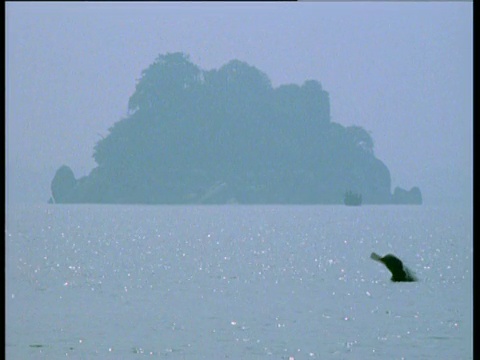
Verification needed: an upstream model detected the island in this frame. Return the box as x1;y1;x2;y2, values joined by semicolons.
50;52;422;205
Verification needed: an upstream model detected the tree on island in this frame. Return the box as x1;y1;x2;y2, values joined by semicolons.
50;52;421;205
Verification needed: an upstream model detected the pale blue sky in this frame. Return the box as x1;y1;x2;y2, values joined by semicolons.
6;2;473;205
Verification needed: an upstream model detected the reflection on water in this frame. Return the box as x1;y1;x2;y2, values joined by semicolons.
6;204;473;359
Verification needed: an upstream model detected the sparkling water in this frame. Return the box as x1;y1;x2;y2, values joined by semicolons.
5;204;473;359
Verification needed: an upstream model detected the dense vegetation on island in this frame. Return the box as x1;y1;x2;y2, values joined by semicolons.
50;52;422;204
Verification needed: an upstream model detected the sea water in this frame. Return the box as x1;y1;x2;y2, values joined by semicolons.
5;204;473;359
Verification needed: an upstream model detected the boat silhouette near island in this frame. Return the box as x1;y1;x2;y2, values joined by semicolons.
344;190;362;206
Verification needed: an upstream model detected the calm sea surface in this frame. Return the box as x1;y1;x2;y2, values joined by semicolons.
5;204;473;359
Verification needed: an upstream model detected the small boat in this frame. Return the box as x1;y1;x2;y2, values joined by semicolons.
344;190;362;206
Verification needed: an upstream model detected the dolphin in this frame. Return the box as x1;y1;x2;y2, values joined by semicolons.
370;252;417;282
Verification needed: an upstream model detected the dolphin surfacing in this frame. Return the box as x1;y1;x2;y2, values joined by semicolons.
370;252;417;282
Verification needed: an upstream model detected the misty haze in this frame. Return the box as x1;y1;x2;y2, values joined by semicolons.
6;2;472;359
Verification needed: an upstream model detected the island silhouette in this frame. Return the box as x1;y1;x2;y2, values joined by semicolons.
50;52;422;205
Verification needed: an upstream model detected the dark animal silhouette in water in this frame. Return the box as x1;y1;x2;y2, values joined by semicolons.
370;252;417;282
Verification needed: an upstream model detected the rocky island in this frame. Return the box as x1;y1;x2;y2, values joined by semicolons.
50;52;422;205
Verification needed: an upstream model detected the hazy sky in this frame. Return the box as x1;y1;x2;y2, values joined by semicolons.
6;1;472;205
